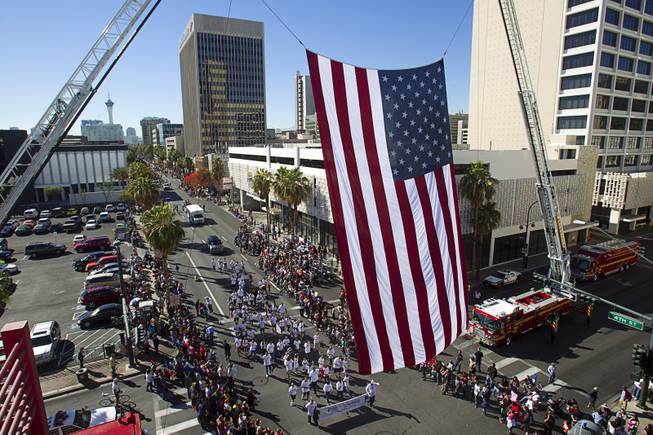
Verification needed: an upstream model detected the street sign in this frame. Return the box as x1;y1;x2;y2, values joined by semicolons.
608;311;645;331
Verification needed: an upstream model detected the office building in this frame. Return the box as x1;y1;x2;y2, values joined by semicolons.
179;14;265;157
449;112;469;146
469;0;653;232
80;120;124;142
124;127;140;145
152;123;183;146
0;129;27;174
165;134;185;156
140;117;170;146
295;72;316;132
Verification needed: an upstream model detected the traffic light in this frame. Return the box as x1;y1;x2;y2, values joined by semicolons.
632;344;649;369
135;325;146;346
586;304;593;317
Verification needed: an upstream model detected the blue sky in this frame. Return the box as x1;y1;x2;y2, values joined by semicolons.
0;0;472;136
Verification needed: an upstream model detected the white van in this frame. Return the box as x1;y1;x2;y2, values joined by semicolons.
84;272;131;289
23;208;39;219
185;204;205;225
31;321;61;366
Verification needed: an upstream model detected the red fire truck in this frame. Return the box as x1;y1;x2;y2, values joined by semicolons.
570;239;639;282
469;289;574;346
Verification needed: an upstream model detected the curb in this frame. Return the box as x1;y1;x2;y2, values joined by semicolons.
42;368;142;401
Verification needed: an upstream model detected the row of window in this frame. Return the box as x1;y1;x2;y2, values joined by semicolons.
603;30;653;56
605;7;653;35
599;51;652;75
595;94;653;112
606;0;653;16
591;135;653;149
597;154;653;168
561;72;652;94
592;115;653;131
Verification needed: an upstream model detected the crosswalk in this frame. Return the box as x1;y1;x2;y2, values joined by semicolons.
152;387;210;435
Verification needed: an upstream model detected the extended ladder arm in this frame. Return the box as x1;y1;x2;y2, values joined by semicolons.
0;0;159;224
497;0;571;285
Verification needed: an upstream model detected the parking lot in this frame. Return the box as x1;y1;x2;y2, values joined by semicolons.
0;207;132;373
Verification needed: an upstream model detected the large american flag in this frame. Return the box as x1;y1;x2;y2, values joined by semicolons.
307;50;468;375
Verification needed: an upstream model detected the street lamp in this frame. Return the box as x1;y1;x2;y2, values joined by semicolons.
520;200;539;270
113;240;135;367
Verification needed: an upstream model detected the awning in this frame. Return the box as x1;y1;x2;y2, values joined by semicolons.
620;214;646;223
563;221;599;233
246;192;263;202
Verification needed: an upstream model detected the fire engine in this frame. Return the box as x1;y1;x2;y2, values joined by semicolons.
470;289;574;346
570;239;639;282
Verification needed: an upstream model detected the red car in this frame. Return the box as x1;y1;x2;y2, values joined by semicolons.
74;236;111;253
85;254;118;272
78;286;120;309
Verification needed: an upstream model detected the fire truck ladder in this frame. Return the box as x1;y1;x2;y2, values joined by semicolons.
498;0;571;286
0;0;160;224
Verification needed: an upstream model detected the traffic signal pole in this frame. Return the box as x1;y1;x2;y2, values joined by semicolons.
639;331;653;408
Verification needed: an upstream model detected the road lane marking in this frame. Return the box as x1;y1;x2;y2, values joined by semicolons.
158;418;199;435
513;366;541;381
240;253;248;262
185;251;225;316
494;357;519;370
84;329;117;349
75;329;103;347
155;402;191;418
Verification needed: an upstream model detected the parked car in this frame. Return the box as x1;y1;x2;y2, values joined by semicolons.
15;224;33;236
72;251;109;271
0;261;18;275
105;204;116;213
0;249;15;260
23;208;38;219
51;207;64;218
116;203;126;212
115;211;125;221
74;236;111;253
73;234;87;244
84;254;119;272
0;225;14;237
84;272;130;289
78;286;120;309
25;242;66;258
65;208;78;217
85;219;99;230
50;223;64;233
206;235;225;255
80;207;90;215
85;214;97;223
63;219;82;233
34;219;52;235
23;220;36;227
98;212;111;223
77;303;122;329
39;210;51;218
89;262;129;277
483;270;521;288
30;321;61;366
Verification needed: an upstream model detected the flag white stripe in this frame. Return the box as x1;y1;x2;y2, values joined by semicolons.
404;178;446;354
443;165;467;328
317;55;383;372
425;170;459;337
343;64;404;369
367;69;425;364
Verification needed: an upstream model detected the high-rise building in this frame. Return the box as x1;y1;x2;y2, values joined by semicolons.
105;98;115;124
126;127;136;137
152;123;183;146
80;120;124;142
295;72;315;132
179;14;265;156
449;112;469;146
469;0;653;232
140;117;170;145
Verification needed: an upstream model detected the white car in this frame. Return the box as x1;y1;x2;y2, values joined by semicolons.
85;219;99;230
30;321;61;366
73;234;87;244
23;208;38;219
0;262;18;275
105;204;115;213
40;210;51;218
483;270;521;287
98;212;111;223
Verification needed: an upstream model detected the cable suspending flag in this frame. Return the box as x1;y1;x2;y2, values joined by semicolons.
306;50;468;374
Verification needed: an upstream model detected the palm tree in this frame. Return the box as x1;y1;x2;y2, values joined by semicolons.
273;167;311;235
459;161;501;280
112;167;129;188
252;168;274;233
128;161;154;181
128;176;159;210
141;204;185;304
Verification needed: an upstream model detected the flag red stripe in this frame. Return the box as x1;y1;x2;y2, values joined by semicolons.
354;67;416;368
415;175;452;348
306;51;372;374
435;169;463;336
394;180;437;360
448;166;469;321
330;60;394;371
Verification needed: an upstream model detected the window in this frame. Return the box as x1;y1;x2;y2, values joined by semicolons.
603;30;618;47
565;30;596;49
592;135;606;148
606;155;622;167
609;136;624;148
626;0;642;10
561;73;592;89
627;137;641;148
563;52;595;69
647;119;653;130
613;96;629;110
635;79;650;93
606;8;621;25
615;76;632;91
598;73;613;88
641;41;653;56
618;56;635;72
647;0;653;14
597;156;604;168
632;99;647;111
559;94;590;109
646;137;653;147
623;14;641;31
576;136;585;145
568;0;592;6
595;94;611;109
638;60;652;75
567;8;599;28
601;52;615;68
644;20;653;35
611;117;627;129
630;118;644;130
594;115;608;129
641;154;653;165
624;155;638;166
621;36;637;51
557;116;587;129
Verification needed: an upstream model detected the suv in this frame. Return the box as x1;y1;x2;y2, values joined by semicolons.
25;242;66;258
74;236;111;253
23;208;38;219
30;321;61;367
206;235;224;255
63;219;82;233
79;286;120;309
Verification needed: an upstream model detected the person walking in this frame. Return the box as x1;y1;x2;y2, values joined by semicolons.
145;368;154;392
547;363;556;385
289;383;298;406
306;399;318;426
474;346;484;373
587;387;599;410
336;379;344;399
263;352;273;378
301;377;311;401
77;347;85;369
619;385;633;410
366;380;379;406
309;367;319;395
323;380;333;404
109;353;118;379
223;339;232;361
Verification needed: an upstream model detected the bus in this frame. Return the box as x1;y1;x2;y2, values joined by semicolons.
185;204;205;225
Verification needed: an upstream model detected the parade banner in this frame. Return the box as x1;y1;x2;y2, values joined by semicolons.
318;394;368;420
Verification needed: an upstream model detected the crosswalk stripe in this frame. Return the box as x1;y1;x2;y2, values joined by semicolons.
494;357;519;370
513;366;541;380
542;380;568;393
158;417;200;435
155;402;191;418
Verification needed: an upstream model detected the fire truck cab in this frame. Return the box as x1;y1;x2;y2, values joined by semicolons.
570;239;639;282
470;289;573;346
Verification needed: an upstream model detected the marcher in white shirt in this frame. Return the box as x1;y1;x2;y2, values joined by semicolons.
288;383;298;406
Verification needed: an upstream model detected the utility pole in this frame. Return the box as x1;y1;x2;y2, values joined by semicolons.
114;240;135;367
